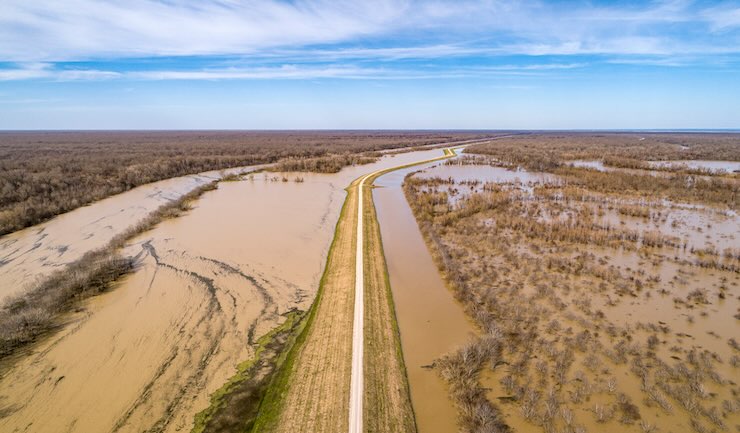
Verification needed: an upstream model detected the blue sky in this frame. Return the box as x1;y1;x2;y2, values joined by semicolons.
1;0;739;129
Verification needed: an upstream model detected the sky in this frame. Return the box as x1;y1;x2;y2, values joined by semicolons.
1;0;739;130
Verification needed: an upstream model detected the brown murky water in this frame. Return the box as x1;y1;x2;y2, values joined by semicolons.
374;165;478;433
0;148;450;433
0;165;258;303
408;161;740;433
420;162;554;184
649;160;740;172
597;205;739;251
569;159;740;178
0;176;339;433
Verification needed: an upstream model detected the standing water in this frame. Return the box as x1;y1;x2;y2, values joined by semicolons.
373;165;477;433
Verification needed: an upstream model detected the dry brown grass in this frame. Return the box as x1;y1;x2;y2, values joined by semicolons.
362;175;416;433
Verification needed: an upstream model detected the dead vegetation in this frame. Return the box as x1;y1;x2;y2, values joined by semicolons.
466;133;740;169
269;153;379;173
552;167;738;210
0;181;218;360
0;131;487;235
403;138;739;433
437;337;510;433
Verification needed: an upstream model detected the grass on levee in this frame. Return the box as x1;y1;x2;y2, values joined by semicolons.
190;309;305;433
362;172;417;432
249;186;352;433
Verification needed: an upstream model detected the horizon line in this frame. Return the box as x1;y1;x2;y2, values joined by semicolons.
1;128;739;133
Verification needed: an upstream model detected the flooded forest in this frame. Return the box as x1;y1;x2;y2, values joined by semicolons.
402;133;739;433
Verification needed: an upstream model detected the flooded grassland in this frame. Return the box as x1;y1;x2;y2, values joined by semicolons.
403;157;739;433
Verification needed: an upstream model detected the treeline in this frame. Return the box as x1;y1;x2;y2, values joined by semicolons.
466;132;740;167
0;131;488;235
464;134;738;209
269;153;378;173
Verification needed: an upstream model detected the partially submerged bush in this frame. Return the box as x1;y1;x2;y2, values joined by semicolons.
0;181;218;360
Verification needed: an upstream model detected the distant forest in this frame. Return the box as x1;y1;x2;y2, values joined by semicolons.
0;131;488;235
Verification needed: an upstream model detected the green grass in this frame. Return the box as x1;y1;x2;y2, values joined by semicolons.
190;310;304;433
249;185;353;433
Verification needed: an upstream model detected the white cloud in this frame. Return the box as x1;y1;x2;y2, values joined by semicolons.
0;62;590;82
0;63;122;81
702;4;740;30
0;63;52;80
0;0;738;66
0;0;406;61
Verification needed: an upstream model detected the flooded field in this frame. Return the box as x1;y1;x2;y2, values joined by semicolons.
0;147;449;433
568;159;740;177
374;164;477;433
649;160;740;172
419;162;555;184
403;157;740;433
568;160;608;171
0;165;256;302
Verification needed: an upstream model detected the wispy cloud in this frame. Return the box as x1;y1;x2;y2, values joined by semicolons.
2;1;740;60
0;63;121;81
1;0;740;82
0;62;589;82
0;0;403;61
701;3;740;30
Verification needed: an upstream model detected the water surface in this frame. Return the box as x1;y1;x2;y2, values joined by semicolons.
374;164;477;433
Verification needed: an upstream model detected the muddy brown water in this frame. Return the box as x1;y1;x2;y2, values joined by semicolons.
597;205;739;252
374;165;478;433
569;159;740;179
649;160;740;172
0;165;260;303
410;161;740;433
420;162;554;184
0;148;449;433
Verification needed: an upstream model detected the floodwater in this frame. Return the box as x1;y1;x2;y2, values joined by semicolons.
0;176;339;433
374;164;478;433
0;165;258;303
568;160;608;171
0;147;451;433
649;160;740;172
420;162;555;185
569;159;740;174
598;205;739;252
404;161;740;432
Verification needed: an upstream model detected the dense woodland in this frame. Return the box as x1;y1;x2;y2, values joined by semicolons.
0;130;489;235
